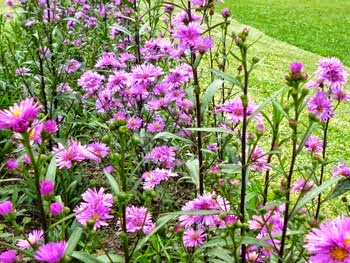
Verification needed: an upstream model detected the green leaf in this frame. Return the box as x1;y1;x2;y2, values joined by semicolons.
45;156;56;182
241;236;271;247
326;177;350;200
210;68;241;87
110;24;132;36
289;176;341;219
207;248;233;262
153;132;194;145
201;79;223;114
134;214;176;252
185;159;199;190
104;171;120;195
185;127;235;135
97;254;124;263
71;252;103;263
66;226;83;255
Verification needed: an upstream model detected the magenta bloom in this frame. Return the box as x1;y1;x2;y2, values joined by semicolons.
74;188;113;230
142;168;178;189
65;59;81;73
43;120;58;134
0;98;41;132
53;140;87;169
40;180;54;196
0;200;13;216
333;163;350;177
305;135;323;153
183;228;207;247
34;241;67;263
126;117;142;131
50;202;63;216
308;90;334;122
16;67;30;75
250;147;270;172
5;158;18;171
17;229;44;249
305;217;350;262
290;61;303;74
95;52;118;68
179;193;230;228
118;206;155;234
146;146;176;169
77;70;104;94
173;22;203;48
0;250;16;263
291;179;313;192
248;206;284;236
86;142;109;162
316;57;348;89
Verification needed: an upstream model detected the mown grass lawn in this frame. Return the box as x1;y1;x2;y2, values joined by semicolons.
221;0;350;66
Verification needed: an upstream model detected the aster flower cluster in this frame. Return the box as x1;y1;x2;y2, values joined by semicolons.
247;205;284;260
307;57;349;122
145;146;177;169
74;188;113;230
53;140;109;169
117;205;155;234
179;193;235;247
142;168;178;190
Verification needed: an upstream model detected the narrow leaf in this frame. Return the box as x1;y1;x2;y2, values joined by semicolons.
185;127;235;135
207;248;233;262
97;254;124;263
104;171;120;195
110;24;132;36
153;132;193;145
185;159;199;189
45;156;56;182
326;177;350;200
210;68;241;87
71;252;103;263
201;79;223;114
66;226;83;255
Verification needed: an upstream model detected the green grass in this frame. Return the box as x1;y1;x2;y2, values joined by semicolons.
221;0;350;66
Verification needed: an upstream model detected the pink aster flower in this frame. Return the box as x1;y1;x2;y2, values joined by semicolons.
308;90;334;122
0;98;41;133
179;193;230;228
250;147;270;172
95;52;119;68
173;22;203;48
305;135;323;153
333;163;350;177
118;205;155;234
0;250;16;263
43;120;58;134
0;200;13;216
131;63;163;87
86;142;109;162
126;116;142;130
34;241;67;263
248;206;284;236
40;180;54;196
146;146;176;169
65;59;80;73
183;228;207;247
50;202;63;216
291;178;313;192
305;217;350;262
16;67;31;75
74;188;113;230
17;229;44;249
77;70;104;94
147;119;165;133
316;57;348;89
142;168;178;189
5;158;18;171
53;140;88;169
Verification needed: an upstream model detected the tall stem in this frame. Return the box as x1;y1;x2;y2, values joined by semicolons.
315;119;330;220
263;135;278;205
240;47;248;263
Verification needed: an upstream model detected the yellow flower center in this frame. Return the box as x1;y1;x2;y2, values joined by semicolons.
91;213;100;221
344;233;350;246
12;107;22;117
28;236;36;244
330;247;348;261
29;129;35;139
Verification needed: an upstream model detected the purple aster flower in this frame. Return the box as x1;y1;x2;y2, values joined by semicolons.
142;168;178;189
250;147;270;172
248;206;284;236
95;52;119;68
86;142;109;162
0;200;13;216
290;61;303;74
74;188;113;230
308;90;334;122
305;135;323;153
53;140;88;169
333;163;350;177
43;120;58;134
17;229;44;249
147;119;165;133
5;158;18;171
103;165;115;173
179;193;230;228
172;22;203;49
50;202;63;216
0;98;41;133
305;217;350;262
194;36;214;54
16;67;31;75
77;70;104;95
126;116;142;130
221;8;231;18
183;228;207;247
34;241;67;263
65;59;80;73
146;146;176;169
118;205;155;234
331;86;350;101
291;179;313;192
40;180;54;196
316;57;348;89
0;250;16;263
131;63;163;87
